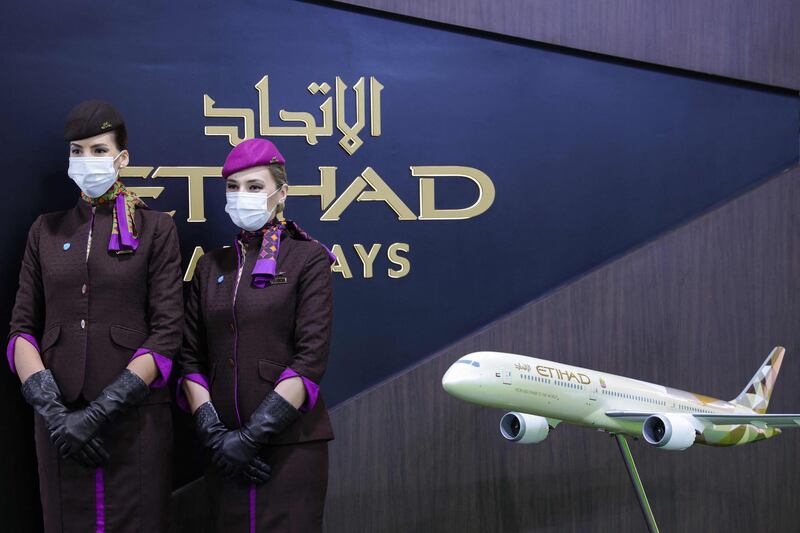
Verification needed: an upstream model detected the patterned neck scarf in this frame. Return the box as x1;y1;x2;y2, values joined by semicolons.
239;218;336;288
81;181;148;253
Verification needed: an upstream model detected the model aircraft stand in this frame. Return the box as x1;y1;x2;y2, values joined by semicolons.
614;434;660;533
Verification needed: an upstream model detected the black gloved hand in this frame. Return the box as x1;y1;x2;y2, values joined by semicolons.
21;369;110;467
51;369;149;457
194;401;271;485
211;392;299;482
69;436;110;468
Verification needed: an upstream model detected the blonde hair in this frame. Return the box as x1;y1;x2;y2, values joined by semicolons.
268;163;288;214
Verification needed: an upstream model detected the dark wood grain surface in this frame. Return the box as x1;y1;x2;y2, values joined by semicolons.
326;0;800;90
323;166;800;532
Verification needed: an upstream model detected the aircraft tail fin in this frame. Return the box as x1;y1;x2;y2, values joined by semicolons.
732;347;785;414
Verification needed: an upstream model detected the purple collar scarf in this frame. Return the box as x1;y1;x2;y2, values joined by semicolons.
81;181;148;253
239;219;335;288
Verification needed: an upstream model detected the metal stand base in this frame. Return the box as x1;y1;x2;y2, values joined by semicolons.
614;434;660;533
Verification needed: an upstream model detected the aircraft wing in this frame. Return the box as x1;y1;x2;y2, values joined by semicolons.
606;411;658;422
606;411;800;428
605;411;653;421
693;414;800;428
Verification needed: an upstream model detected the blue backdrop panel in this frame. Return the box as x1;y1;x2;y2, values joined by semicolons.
0;0;797;410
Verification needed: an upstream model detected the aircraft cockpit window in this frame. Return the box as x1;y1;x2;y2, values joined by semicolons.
457;359;473;365
471;361;480;367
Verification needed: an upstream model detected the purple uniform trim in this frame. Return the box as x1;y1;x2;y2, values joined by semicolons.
249;483;256;533
6;333;40;374
175;373;210;413
276;367;319;412
128;348;172;389
251;255;278;289
108;193;140;252
244;221;336;288
95;467;105;533
233;239;243;425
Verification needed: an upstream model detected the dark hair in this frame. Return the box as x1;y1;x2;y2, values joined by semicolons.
113;124;128;151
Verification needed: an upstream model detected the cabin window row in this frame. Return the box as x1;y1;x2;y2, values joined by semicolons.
520;374;551;385
677;404;713;414
601;389;666;406
520;374;585;390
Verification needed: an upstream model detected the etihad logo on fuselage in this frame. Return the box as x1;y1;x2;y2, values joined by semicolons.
535;364;591;385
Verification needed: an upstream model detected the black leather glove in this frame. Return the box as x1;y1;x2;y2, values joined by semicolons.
21;369;110;467
211;392;299;482
52;369;149;457
194;401;271;485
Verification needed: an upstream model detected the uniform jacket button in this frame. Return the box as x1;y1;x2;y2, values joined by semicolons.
227;358;235;368
81;284;87;295
229;323;235;332
80;319;86;329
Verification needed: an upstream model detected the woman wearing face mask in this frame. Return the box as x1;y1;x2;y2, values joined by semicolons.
7;100;183;532
177;138;335;532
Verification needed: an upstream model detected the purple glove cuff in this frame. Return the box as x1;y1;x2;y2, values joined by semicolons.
175;373;210;413
276;367;319;412
6;333;40;375
128;348;172;389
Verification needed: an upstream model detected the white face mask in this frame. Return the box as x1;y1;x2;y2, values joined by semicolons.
225;188;282;231
68;152;124;198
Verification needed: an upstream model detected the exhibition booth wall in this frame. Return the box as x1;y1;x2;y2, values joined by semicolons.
1;1;797;531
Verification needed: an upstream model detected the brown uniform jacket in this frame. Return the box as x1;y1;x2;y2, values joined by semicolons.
179;231;334;444
8;199;183;404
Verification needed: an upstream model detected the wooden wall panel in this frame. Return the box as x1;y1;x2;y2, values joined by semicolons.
323;166;800;532
327;0;800;90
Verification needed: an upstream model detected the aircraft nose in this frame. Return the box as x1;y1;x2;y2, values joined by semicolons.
442;361;482;401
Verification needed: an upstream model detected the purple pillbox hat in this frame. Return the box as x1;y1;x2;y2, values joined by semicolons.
222;138;286;178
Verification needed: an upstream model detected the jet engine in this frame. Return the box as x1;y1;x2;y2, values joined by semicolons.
499;412;550;444
642;413;696;450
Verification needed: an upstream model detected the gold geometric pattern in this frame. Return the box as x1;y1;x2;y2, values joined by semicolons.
732;346;784;414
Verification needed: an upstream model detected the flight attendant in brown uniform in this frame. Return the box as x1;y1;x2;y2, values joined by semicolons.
177;138;335;532
7;100;183;533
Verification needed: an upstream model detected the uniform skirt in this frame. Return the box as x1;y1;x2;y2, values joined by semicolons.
33;402;172;533
205;441;328;533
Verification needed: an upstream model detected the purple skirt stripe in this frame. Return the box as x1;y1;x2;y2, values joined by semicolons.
95;467;105;533
249;483;256;533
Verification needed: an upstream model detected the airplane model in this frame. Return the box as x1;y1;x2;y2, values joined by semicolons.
442;346;799;449
441;347;799;532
